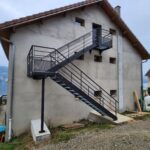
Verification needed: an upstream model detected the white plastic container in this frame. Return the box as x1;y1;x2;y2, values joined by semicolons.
144;96;150;111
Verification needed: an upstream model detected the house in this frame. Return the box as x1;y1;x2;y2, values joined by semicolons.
0;0;150;140
146;69;150;88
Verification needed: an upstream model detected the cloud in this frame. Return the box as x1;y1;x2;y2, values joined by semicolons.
0;0;149;72
0;1;24;21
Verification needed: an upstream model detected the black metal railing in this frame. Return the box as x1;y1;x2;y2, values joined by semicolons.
27;29;112;76
101;29;112;48
27;29;117;117
58;64;119;115
27;44;118;116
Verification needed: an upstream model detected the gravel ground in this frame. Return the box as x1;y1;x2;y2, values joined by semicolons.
37;120;150;150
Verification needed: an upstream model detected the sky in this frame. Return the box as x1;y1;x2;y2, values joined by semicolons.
0;0;150;75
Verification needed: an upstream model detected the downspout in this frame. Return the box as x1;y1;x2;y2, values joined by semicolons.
141;59;148;111
0;36;15;141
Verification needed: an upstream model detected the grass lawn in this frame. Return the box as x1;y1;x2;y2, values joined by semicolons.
0;122;115;150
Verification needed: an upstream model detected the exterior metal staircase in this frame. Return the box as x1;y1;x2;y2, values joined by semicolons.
27;28;118;121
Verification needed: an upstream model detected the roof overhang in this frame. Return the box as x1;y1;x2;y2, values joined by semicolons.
0;0;150;60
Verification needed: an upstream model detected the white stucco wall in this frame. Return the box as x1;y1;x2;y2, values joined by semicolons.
122;37;142;111
6;4;142;136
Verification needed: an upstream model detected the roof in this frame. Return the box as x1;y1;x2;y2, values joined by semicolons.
146;69;150;76
0;0;150;59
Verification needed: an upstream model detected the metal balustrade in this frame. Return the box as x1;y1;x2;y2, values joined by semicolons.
27;28;118;120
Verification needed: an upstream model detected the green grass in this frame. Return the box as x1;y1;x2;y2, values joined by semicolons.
0;143;16;150
0;133;33;150
134;114;150;120
0;122;115;149
51;123;114;143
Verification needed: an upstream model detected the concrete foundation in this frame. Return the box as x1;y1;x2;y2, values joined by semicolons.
31;119;50;142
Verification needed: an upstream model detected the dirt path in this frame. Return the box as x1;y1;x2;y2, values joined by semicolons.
36;119;150;150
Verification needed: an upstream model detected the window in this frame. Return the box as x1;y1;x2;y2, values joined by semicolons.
110;28;116;35
75;17;85;26
94;55;102;62
77;54;84;60
94;91;102;97
110;90;117;97
109;57;116;64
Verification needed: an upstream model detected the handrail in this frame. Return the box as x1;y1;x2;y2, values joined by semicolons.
27;31;119;113
28;46;118;116
30;45;118;105
58;67;116;111
27;29;118;115
33;50;117;108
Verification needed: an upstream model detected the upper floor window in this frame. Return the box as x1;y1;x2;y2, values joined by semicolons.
94;55;102;62
110;28;116;35
75;17;85;27
109;57;116;64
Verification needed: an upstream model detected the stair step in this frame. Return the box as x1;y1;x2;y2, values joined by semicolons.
68;90;75;92
65;87;71;90
80;98;86;102
70;91;76;94
60;83;66;86
56;80;61;83
76;95;83;99
51;76;56;79
74;93;79;96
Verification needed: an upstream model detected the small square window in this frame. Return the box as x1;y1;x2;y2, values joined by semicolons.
110;57;116;64
94;55;102;62
110;29;116;35
75;17;85;27
110;90;117;97
77;54;84;60
94;91;102;97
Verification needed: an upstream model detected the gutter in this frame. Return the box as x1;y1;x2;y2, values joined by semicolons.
0;36;15;141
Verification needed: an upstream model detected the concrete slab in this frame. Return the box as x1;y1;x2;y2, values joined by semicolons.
88;110;113;124
88;110;133;125
113;113;134;124
31;119;51;142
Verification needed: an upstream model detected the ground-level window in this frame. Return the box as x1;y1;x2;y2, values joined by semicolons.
109;57;116;64
110;90;117;97
94;55;102;62
75;17;85;27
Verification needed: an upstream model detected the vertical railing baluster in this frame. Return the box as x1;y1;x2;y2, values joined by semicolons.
68;45;69;58
80;72;82;90
88;86;89;96
32;46;34;72
71;72;72;83
83;36;85;52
